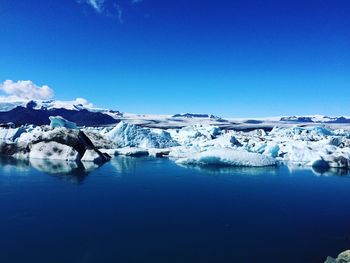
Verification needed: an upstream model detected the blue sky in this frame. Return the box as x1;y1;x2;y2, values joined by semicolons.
0;0;349;117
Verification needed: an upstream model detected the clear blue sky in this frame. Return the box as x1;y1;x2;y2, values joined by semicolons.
0;0;349;117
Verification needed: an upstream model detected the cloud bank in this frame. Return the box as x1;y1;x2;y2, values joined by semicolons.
0;80;54;101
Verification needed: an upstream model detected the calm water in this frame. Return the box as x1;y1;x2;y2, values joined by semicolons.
0;157;350;263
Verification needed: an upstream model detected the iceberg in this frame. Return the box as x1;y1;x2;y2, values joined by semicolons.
107;121;179;149
49;116;77;129
325;249;350;263
29;141;80;161
168;125;222;146
81;149;110;163
115;147;149;157
0;127;26;142
7;125;110;163
175;148;276;167
1;114;350;173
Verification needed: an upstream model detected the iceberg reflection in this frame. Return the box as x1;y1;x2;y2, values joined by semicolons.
176;163;278;176
29;158;101;183
287;163;350;177
0;157;31;173
0;157;107;183
110;156;138;174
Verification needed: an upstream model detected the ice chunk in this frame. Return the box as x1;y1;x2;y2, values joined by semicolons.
270;125;334;140
107;121;179;148
0;127;26;142
262;143;280;158
29;141;80;161
115;147;149;157
99;148;120;157
81;149;109;163
49;116;77;129
169;125;222;146
176;148;276;167
323;155;349;168
148;148;171;157
200;133;242;148
282;144;322;166
325;249;350;263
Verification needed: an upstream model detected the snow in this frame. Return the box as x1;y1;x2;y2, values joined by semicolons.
49;116;77;129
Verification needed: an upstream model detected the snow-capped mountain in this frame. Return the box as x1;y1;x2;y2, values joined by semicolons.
0;99;121;126
280;115;350;123
1;98;350;129
0;98;122;115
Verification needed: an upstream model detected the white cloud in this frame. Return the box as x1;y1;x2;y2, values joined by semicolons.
78;0;143;21
115;4;123;23
77;0;106;13
86;0;105;13
0;80;54;101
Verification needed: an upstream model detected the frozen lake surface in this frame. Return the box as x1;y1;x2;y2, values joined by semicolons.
0;157;350;263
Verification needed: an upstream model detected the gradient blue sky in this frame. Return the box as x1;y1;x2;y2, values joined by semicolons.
0;0;349;117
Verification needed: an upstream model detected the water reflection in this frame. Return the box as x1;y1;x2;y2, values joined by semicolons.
1;156;349;181
29;159;89;183
287;163;350;177
0;157;31;173
110;156;138;173
176;163;278;176
0;157;106;184
177;162;350;177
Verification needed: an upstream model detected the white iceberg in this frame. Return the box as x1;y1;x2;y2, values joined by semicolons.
175;148;276;167
81;149;108;163
0;127;26;142
107;121;179;148
168;125;222;147
115;147;149;157
29;141;80;161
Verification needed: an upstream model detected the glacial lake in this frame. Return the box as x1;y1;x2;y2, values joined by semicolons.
0;157;350;263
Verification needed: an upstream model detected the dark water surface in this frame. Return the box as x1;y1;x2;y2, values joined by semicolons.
0;157;350;263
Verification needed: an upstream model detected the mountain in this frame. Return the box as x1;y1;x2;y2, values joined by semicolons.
280;116;314;122
172;113;227;122
0;99;120;126
280;115;350;124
